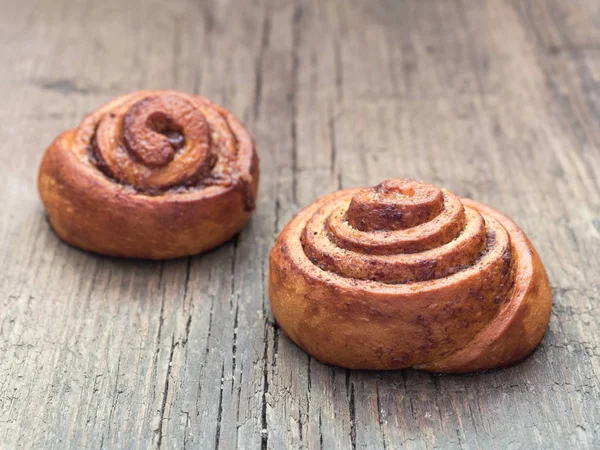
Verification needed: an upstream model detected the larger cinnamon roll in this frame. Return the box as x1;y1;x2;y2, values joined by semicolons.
269;179;551;373
38;90;259;259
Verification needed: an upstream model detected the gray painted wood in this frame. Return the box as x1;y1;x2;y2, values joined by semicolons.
0;0;599;448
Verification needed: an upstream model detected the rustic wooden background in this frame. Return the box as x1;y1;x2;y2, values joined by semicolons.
1;0;599;448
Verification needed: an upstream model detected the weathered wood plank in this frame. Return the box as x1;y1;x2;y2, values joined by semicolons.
0;0;599;449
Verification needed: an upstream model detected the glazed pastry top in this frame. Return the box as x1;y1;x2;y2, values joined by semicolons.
64;90;256;208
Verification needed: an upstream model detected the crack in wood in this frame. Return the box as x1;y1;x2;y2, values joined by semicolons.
214;362;225;450
229;235;239;310
376;382;389;450
349;379;356;450
231;304;239;391
260;324;269;450
156;335;177;450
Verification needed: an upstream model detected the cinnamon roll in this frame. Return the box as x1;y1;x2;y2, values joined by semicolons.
38;90;259;259
269;179;551;373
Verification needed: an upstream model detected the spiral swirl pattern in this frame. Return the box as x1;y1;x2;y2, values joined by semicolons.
85;91;251;198
269;179;551;373
38;90;259;259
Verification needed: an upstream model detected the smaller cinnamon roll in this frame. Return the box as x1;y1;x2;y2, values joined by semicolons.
38;90;259;259
268;179;552;373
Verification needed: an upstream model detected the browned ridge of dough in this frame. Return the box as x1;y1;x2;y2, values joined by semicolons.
268;179;552;373
38;90;259;259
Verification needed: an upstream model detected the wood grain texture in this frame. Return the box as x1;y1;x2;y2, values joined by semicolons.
0;0;599;448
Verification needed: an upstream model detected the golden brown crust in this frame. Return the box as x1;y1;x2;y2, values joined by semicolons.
268;179;551;373
38;90;259;259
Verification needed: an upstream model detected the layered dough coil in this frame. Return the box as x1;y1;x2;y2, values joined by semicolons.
39;90;259;259
269;179;551;373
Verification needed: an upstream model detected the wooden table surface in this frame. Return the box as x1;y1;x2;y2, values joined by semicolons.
1;0;599;448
